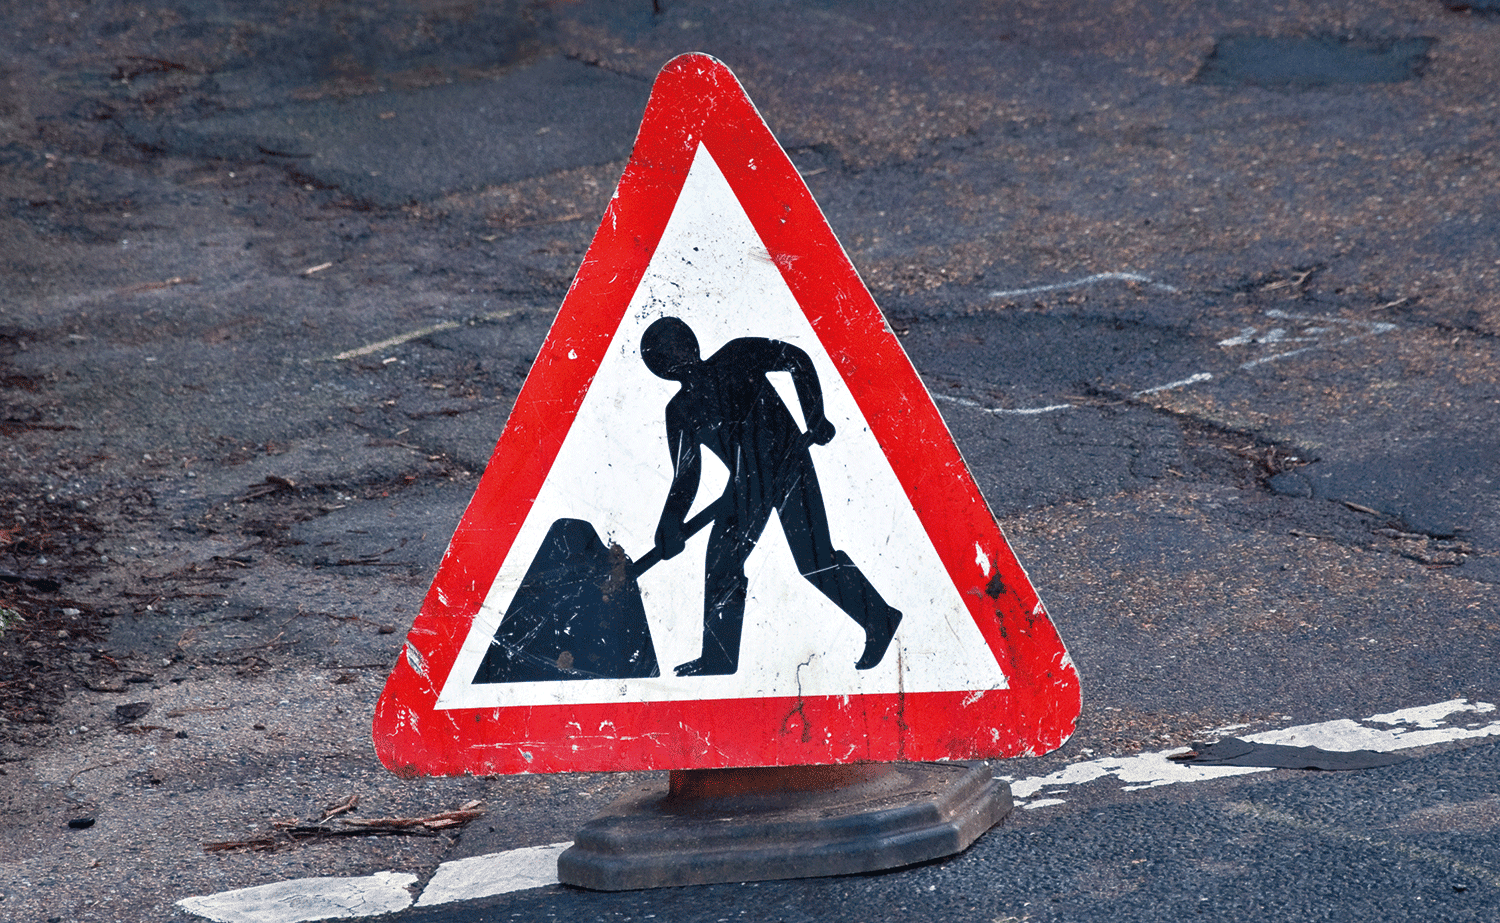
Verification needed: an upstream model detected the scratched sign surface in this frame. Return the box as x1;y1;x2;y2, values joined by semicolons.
373;54;1080;776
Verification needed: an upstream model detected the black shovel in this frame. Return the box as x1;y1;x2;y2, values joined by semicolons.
473;500;723;684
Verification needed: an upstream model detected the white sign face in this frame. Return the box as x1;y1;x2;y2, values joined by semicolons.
436;144;1008;710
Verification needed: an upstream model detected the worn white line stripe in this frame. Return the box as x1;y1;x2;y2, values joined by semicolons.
934;394;1074;415
177;871;417;923
988;272;1178;300
415;842;571;907
1005;699;1500;806
329;308;522;361
1133;372;1213;396
331;321;464;360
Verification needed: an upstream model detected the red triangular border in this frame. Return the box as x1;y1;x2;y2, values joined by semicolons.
374;54;1079;775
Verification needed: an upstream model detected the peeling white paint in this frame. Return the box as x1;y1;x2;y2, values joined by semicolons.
1246;714;1500;752
1007;746;1264;800
1366;698;1495;728
177;872;416;923
1021;798;1066;810
415;842;571;907
975;543;991;577
1006;699;1500;808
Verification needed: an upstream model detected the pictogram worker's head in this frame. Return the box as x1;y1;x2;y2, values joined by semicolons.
640;316;701;382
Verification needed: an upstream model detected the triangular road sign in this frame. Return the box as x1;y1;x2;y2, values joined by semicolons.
374;53;1080;776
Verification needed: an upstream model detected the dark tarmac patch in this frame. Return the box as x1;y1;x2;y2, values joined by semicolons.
1268;433;1500;582
1197;35;1437;88
286;480;472;577
122;55;650;207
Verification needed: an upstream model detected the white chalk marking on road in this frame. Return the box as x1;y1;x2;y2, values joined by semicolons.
988;271;1178;300
1133;372;1213;396
1232;309;1398;370
961;278;1405;411
1004;699;1500;808
1265;308;1397;332
1241;340;1341;368
934;394;1075;416
177;871;417;923
936;370;1216;415
329;308;522;361
414;842;571;907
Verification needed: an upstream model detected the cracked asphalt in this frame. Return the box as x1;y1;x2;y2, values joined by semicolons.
1;1;1497;921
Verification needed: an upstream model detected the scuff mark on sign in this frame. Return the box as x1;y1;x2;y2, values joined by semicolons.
404;643;429;681
984;571;1006;600
781;656;816;744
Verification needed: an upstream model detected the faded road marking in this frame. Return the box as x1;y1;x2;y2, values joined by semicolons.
1004;698;1500;807
1133;372;1213;397
177;871;416;923
933;394;1074;415
329;308;522;361
988;272;1178;300
414;842;571;907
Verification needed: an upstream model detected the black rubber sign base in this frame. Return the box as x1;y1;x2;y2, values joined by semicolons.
557;762;1012;891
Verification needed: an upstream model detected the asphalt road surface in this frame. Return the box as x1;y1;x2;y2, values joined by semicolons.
1;2;1497;922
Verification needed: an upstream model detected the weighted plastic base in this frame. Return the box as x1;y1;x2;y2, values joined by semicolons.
557;762;1011;891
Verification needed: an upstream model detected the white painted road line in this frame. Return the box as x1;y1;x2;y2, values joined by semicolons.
177;871;418;923
178;699;1498;920
1005;698;1500;808
1252;699;1499;751
414;842;572;907
1009;746;1267;804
